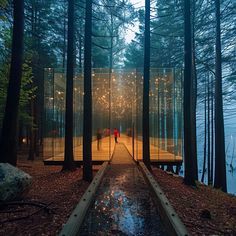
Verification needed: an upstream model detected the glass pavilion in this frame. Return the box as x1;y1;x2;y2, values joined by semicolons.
43;68;183;167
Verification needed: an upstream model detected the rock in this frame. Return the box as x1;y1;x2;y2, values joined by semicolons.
200;209;211;219
0;163;32;201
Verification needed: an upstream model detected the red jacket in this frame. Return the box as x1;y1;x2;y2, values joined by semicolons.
114;129;119;137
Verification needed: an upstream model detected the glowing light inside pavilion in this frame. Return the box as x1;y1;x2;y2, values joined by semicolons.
43;68;183;164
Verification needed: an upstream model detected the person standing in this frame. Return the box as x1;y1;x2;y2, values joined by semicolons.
114;128;119;143
96;128;102;150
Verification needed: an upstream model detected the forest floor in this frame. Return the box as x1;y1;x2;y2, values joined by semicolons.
152;167;236;235
0;150;94;236
0;149;236;235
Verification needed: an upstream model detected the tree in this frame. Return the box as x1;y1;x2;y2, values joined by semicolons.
83;0;93;181
214;0;227;192
91;0;134;68
190;0;198;180
183;0;196;186
143;0;151;169
63;0;76;170
201;76;207;182
124;40;143;68
0;0;24;165
151;0;184;68
124;9;144;68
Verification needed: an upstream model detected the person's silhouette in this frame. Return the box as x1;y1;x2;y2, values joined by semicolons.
114;128;119;143
96;128;102;150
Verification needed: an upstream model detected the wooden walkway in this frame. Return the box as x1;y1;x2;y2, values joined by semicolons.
43;135;182;165
121;136;182;165
79;143;167;235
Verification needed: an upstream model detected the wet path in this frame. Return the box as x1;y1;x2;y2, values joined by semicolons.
79;143;166;236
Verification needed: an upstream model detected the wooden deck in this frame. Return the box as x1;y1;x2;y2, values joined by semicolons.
43;135;183;166
120;136;182;165
43;136;115;164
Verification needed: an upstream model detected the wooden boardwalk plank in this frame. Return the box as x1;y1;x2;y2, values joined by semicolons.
44;135;183;164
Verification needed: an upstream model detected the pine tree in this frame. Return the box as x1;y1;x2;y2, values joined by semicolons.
0;0;24;165
183;0;196;186
143;0;151;169
214;0;227;192
83;0;93;181
63;0;76;170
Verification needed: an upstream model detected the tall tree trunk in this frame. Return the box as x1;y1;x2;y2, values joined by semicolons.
83;0;93;181
157;85;160;155
214;0;227;192
109;12;114;159
210;76;214;184
62;2;67;69
191;0;198;180
63;0;75;171
207;73;211;184
30;0;41;159
143;0;151;169
201;78;207;183
0;0;24;165
183;0;196;186
30;1;37;159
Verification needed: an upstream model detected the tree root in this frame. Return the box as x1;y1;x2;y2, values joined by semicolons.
0;200;54;224
0;200;51;211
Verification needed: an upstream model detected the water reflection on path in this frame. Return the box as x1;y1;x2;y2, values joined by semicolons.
79;144;166;236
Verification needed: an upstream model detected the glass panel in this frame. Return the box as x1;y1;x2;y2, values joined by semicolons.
110;69;137;159
43;68;183;166
73;70;83;160
43;68;66;161
92;68;110;161
149;68;183;165
43;68;54;160
136;68;143;161
53;71;66;159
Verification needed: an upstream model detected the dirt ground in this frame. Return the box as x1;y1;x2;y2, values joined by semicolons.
0;160;94;236
152;167;236;236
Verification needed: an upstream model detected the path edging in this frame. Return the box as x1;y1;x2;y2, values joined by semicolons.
139;162;189;236
58;161;109;236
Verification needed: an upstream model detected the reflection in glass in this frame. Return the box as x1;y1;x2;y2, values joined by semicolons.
43;68;183;165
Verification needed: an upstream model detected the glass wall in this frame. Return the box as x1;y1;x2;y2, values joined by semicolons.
43;68;183;164
43;68;83;161
43;68;66;160
149;68;183;163
92;69;111;161
73;70;83;159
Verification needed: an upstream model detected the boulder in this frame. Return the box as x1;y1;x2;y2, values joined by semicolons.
0;163;32;201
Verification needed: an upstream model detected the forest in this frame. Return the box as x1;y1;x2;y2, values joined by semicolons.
0;0;236;191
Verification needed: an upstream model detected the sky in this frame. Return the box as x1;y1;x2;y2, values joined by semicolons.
124;0;145;43
130;0;144;8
